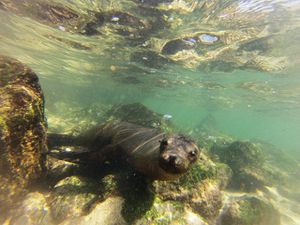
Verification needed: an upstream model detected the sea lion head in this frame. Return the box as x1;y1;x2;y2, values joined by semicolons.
158;134;199;175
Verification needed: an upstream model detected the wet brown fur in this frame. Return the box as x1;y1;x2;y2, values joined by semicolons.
49;122;199;180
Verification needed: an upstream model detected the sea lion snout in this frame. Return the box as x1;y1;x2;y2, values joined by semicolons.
158;134;199;175
160;152;189;172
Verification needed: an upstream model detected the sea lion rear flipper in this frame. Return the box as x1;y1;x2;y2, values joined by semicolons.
47;133;81;148
48;146;93;164
48;144;117;165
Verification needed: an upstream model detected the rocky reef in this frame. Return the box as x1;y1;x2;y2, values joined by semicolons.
218;194;281;225
0;56;47;220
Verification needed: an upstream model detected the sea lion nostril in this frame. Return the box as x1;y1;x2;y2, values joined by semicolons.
168;155;177;163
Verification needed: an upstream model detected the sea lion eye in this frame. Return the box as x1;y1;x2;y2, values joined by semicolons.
189;150;197;157
159;138;168;145
159;138;168;151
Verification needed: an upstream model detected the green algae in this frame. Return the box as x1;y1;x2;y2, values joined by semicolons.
179;162;216;188
144;198;185;225
0;115;7;131
238;197;280;225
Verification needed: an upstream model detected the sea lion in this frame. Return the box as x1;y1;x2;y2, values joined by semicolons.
48;122;199;180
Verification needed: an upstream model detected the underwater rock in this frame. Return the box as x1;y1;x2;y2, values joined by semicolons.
0;56;47;213
190;179;223;222
47;103;111;135
218;195;281;225
46;157;81;184
60;197;126;225
49;176;100;223
135;199;191;224
184;210;208;225
105;102;170;129
135;200;209;224
7;192;54;225
211;141;269;191
211;141;264;172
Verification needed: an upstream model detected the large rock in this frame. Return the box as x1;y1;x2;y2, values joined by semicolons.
217;195;281;225
7;192;54;225
0;56;47;215
105;102;172;130
49;176;100;223
211;141;268;191
60;197;126;225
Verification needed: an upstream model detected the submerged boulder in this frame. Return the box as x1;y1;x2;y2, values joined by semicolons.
211;141;268;191
7;192;54;225
211;141;264;172
218;195;281;225
60;196;126;225
0;56;47;214
49;176;100;223
105;102;172;130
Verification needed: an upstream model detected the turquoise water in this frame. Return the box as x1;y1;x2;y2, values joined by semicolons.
1;0;300;224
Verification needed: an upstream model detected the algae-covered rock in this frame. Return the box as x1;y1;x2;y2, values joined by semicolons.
49;176;101;223
60;197;126;225
0;56;47;213
105;102;173;130
211;141;268;191
218;195;281;225
7;192;54;225
46;156;81;184
211;141;264;172
47;102;111;135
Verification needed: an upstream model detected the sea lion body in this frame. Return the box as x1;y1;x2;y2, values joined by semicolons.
49;122;199;180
